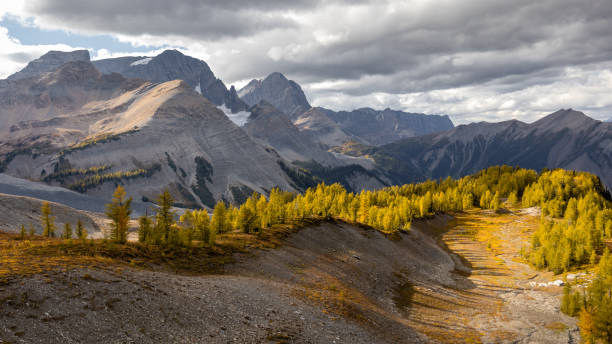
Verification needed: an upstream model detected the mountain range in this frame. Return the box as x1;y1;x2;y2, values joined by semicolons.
0;60;297;208
237;72;454;146
0;49;610;212
370;109;612;188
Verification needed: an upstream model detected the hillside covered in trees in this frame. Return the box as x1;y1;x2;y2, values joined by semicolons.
12;165;612;341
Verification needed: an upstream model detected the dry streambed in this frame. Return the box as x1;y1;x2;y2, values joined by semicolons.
427;209;580;343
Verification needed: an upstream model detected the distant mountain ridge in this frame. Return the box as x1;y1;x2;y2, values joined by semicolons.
7;50;90;80
326;107;454;146
3;49;610;211
371;109;612;188
238;72;454;147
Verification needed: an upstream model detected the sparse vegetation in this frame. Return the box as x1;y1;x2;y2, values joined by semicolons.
106;186;132;244
43;164;111;183
58;130;138;157
41;202;56;238
62;223;72;239
68;164;161;192
8;165;612;341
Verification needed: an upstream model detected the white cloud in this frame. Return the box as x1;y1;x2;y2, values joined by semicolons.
1;0;611;124
0;25;82;78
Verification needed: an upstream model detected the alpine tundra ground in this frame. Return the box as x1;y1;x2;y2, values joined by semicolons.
0;208;582;343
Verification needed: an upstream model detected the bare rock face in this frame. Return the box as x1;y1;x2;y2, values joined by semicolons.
92;50;248;112
7;50;91;81
374;109;612;188
295;107;357;148
0;61;297;207
244;101;340;166
327;108;454;146
296;107;454;147
238;72;311;119
239;72;454;147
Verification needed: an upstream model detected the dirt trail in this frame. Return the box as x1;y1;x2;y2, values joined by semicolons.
406;209;580;343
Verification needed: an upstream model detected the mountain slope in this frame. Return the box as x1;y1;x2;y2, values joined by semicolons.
7;50;90;81
373;109;612;187
243;101;339;166
0;61;297;207
0;173;151;216
92;50;248;112
294;107;357;147
238;72;311;118
328;108;454;146
238;72;454;146
0;192;103;235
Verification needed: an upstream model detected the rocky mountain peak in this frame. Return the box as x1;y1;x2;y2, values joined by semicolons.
265;72;289;82
157;49;185;59
49;60;102;84
532;108;595;132
238;72;311;118
8;50;91;81
92;50;248;112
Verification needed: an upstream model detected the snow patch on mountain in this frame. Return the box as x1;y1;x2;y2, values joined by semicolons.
130;57;153;66
195;82;202;95
218;104;251;126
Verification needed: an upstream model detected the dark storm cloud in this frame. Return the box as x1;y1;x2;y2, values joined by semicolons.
17;0;612;122
24;0;321;39
256;0;612;95
25;0;612;91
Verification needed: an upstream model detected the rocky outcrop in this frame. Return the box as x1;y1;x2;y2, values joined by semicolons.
238;72;311;119
7;50;91;80
244;101;339;166
294;107;357;147
92;50;248;112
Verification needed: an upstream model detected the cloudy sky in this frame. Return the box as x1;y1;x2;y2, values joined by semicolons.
0;0;611;124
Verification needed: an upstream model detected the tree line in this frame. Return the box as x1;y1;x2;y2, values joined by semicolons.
25;165;612;340
105;165;544;247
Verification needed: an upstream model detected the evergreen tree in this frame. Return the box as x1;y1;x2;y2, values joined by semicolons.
211;201;228;234
507;191;518;206
63;223;72;239
19;224;26;240
41;201;56;238
237;205;257;233
76;219;87;240
492;191;501;211
138;215;152;243
578;308;596;344
155;189;175;244
193;210;214;245
105;185;132;244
